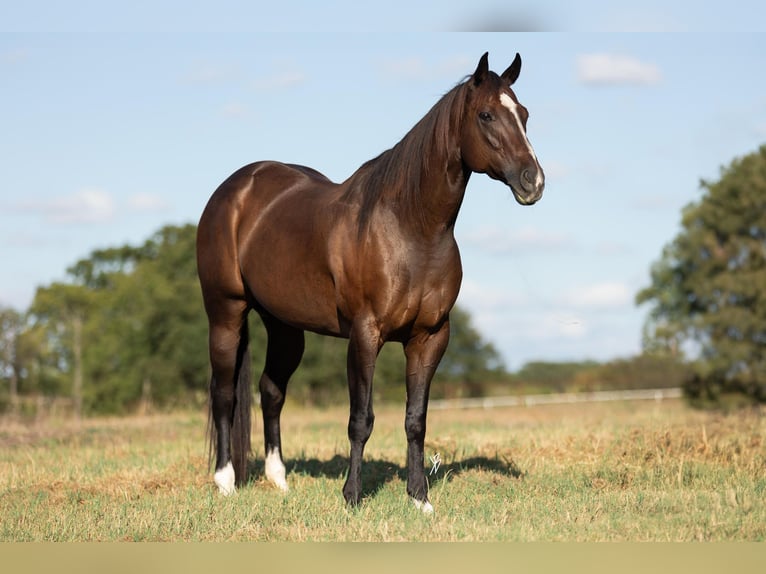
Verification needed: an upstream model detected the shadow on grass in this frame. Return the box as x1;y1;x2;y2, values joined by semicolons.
246;453;524;502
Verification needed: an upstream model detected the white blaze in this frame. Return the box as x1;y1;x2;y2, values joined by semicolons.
499;92;543;187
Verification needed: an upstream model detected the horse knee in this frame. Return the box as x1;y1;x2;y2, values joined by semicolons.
211;381;235;413
405;414;426;443
259;375;286;417
348;412;375;443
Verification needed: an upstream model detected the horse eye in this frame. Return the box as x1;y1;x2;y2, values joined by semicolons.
479;111;493;122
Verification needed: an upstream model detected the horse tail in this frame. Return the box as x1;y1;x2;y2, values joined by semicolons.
207;318;252;486
231;319;252;484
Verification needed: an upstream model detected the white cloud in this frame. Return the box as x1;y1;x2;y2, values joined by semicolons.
127;192;169;212
465;225;572;254
181;60;238;86
577;53;661;86
18;188;115;224
564;281;633;309
457;280;530;340
456;278;646;369
14;189;172;224
253;70;306;92
458;281;590;348
459;279;528;310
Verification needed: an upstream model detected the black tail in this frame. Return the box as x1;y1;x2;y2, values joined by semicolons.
207;320;252;485
231;320;252;484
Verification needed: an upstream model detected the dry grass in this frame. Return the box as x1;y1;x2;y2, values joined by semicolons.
1;399;764;541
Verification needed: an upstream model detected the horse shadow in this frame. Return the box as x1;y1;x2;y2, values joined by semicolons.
246;453;525;502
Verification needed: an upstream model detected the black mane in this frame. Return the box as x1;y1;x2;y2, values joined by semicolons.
341;80;469;234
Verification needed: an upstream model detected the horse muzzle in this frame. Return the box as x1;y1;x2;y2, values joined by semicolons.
509;165;544;206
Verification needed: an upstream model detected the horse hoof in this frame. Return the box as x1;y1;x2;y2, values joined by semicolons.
270;477;289;493
265;448;289;493
214;462;236;496
411;497;434;514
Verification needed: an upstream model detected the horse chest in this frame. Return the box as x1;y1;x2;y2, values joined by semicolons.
380;246;462;334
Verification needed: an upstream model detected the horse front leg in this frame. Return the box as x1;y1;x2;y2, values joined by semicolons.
342;317;381;506
403;320;450;513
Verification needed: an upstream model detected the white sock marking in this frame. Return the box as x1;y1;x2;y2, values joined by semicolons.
411;497;435;514
214;461;236;496
265;447;289;492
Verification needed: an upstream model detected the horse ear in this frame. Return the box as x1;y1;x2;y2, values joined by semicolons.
472;52;490;87
501;53;522;86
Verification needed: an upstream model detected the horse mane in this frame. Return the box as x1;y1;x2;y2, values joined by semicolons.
342;79;470;234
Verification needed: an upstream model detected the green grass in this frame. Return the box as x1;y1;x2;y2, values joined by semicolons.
1;399;764;541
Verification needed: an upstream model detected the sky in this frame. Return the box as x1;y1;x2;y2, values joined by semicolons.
2;3;766;370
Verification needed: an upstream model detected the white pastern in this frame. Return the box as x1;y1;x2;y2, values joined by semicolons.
265;447;289;492
411;497;435;514
214;461;236;496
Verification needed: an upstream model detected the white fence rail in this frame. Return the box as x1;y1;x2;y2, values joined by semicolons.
429;387;683;411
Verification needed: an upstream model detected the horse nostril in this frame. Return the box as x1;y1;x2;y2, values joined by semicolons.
518;167;544;203
521;168;537;190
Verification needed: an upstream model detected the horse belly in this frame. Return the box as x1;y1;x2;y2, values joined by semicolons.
239;222;342;335
251;277;341;335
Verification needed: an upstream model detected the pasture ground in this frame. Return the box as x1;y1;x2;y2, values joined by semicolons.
1;398;764;541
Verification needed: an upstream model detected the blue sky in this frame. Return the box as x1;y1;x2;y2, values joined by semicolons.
2;3;765;369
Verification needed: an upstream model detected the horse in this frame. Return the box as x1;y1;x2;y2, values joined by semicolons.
196;51;544;513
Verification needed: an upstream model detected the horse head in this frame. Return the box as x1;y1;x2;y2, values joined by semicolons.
460;52;545;206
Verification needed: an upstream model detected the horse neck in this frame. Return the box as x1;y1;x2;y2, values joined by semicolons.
413;147;470;236
354;85;470;239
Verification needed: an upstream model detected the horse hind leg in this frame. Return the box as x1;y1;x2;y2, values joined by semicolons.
258;316;305;492
207;300;251;495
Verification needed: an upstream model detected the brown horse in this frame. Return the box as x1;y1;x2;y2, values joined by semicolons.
196;52;544;512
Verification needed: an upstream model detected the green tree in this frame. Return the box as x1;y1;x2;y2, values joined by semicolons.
636;146;766;404
434;306;504;397
28;283;92;417
0;307;23;412
511;360;600;394
275;305;504;405
26;224;211;415
22;223;506;414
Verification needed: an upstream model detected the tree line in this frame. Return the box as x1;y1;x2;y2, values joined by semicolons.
0;222;688;417
3;145;764;416
0;224;511;417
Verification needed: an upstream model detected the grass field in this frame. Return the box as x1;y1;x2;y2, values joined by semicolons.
1;398;764;541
